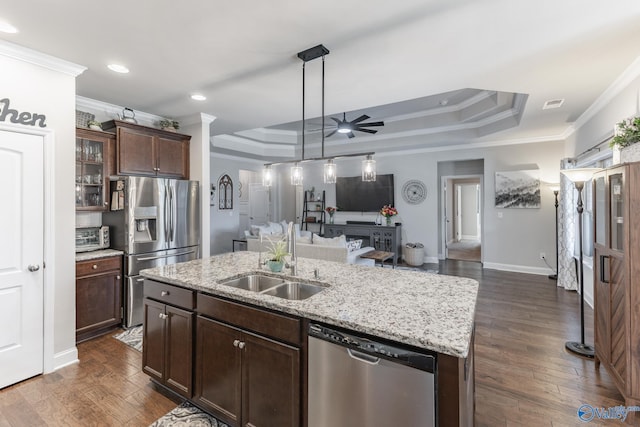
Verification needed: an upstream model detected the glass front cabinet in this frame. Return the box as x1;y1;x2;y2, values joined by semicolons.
592;163;640;408
75;128;114;211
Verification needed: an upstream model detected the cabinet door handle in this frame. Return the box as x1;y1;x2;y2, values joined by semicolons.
158;313;168;320
161;291;170;296
116;275;121;280
238;341;246;349
233;339;240;347
600;255;610;284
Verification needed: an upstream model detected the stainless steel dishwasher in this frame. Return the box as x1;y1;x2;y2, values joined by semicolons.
308;323;436;427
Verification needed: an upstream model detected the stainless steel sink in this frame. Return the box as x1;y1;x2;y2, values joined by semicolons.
261;282;326;300
220;274;285;292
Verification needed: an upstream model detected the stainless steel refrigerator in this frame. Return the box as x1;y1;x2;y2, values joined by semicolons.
103;176;200;327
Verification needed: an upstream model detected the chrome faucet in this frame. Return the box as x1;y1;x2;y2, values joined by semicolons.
258;234;263;269
286;221;297;276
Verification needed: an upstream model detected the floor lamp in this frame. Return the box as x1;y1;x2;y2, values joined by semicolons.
561;168;600;358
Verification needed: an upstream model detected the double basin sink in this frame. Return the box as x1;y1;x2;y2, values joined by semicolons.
219;273;326;300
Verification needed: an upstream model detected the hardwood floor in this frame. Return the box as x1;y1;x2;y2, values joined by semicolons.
447;238;482;262
438;260;628;426
0;333;179;426
0;260;629;426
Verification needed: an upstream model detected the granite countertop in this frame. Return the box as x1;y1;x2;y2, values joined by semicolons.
141;251;478;358
75;248;124;262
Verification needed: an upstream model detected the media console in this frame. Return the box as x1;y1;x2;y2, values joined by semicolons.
324;222;402;267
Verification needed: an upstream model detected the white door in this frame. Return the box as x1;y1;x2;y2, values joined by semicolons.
0;129;44;388
249;183;269;226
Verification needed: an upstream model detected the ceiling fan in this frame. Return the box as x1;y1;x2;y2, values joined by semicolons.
325;113;385;139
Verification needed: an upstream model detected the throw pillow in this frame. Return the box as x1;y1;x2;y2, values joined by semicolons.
312;233;347;247
346;239;363;252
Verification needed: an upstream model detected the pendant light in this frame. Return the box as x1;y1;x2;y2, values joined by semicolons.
262;165;273;187
324;159;336;184
291;163;303;186
362;154;376;182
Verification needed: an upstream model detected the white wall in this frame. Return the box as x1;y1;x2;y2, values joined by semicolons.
459;183;478;239
210;153;264;254
1;42;84;369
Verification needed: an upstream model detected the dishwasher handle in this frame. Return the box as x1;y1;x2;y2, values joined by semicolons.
348;349;380;365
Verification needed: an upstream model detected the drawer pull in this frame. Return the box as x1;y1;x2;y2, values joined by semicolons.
92;264;98;270
238;341;246;349
116;275;121;280
233;339;240;347
161;291;170;296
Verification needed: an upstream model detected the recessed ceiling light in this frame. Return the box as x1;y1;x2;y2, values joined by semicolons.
0;21;18;34
543;99;564;110
107;64;129;74
191;94;206;101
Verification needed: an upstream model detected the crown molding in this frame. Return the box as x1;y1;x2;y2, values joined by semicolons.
209;151;266;165
75;95;164;126
212;134;296;158
180;112;216;127
0;39;86;77
235;127;298;144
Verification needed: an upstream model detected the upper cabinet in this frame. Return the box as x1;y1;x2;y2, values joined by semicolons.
102;120;190;179
75;128;115;211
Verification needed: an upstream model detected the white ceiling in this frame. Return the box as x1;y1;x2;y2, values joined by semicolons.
2;0;640;158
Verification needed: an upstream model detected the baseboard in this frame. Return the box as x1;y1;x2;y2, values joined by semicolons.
424;256;439;264
51;347;79;372
482;262;552;276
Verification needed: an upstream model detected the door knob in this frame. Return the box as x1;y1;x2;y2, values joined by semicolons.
28;264;40;272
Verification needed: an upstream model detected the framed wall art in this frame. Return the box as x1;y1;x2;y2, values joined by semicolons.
495;170;540;208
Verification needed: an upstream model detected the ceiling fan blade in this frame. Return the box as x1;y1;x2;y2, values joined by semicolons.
347;131;355;139
355;121;385;127
331;117;342;125
350;114;370;124
357;128;378;134
325;130;338;138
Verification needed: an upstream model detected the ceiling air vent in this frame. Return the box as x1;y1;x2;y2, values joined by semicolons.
543;99;564;110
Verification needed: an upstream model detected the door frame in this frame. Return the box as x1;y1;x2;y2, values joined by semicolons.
1;122;57;374
440;174;484;261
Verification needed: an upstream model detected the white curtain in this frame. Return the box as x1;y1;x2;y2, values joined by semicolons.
557;172;578;290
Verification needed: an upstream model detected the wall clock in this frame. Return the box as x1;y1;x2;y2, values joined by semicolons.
402;180;427;204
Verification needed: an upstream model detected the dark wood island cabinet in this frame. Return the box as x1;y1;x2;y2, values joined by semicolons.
142;280;195;398
141;252;476;427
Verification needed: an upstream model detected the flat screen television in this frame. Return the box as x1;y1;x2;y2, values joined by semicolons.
335;174;394;212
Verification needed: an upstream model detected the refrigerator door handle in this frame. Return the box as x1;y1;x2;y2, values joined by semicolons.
170;183;175;243
136;249;197;262
163;184;169;245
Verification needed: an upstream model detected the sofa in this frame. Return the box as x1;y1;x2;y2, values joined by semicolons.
246;233;375;266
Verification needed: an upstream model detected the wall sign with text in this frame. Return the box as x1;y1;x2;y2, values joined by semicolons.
0;98;47;128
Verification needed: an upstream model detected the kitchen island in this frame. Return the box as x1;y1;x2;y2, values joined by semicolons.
141;251;478;426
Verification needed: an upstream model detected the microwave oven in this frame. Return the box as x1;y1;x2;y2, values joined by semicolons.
75;226;110;252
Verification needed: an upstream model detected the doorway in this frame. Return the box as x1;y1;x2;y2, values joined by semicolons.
442;175;483;262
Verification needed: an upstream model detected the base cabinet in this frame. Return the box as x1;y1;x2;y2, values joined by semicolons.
75;256;122;343
194;312;301;427
142;281;195;398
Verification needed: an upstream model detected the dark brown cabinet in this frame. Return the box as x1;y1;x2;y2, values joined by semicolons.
75;128;115;211
593;163;640;406
75;255;122;342
102;120;190;179
142;280;195;398
194;294;301;427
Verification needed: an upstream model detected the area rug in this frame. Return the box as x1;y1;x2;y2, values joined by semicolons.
113;326;143;352
395;265;438;274
150;402;227;427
